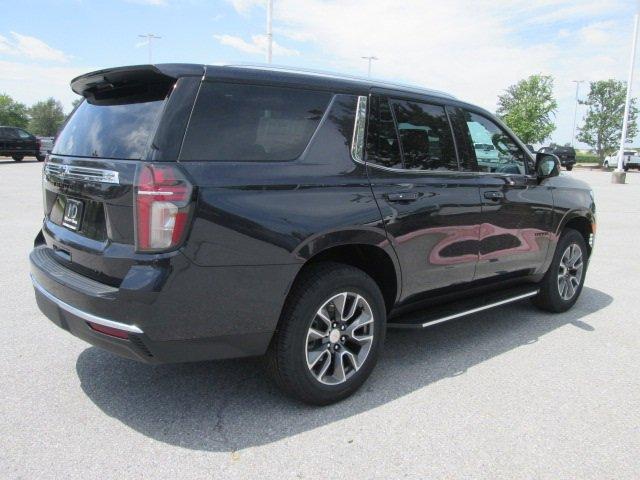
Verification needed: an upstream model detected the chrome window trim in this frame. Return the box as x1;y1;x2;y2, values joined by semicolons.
350;95;368;163
44;163;120;185
31;275;143;334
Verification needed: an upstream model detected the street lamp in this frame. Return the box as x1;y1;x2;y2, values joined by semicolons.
361;56;378;77
571;80;584;147
613;2;640;184
138;33;162;64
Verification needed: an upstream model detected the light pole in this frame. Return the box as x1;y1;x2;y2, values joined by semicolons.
613;3;640;184
361;56;378;77
571;80;584;147
138;33;162;64
266;0;273;64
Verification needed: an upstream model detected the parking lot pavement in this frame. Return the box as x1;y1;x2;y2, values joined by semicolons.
1;159;638;479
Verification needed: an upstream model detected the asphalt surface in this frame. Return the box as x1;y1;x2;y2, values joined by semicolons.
1;158;638;479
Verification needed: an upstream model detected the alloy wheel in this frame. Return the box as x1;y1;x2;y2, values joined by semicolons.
557;243;584;301
305;292;374;385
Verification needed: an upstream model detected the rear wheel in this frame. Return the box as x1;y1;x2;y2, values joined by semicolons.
533;229;587;313
267;262;386;405
12;155;23;162
603;160;609;168
565;165;573;171
36;154;45;162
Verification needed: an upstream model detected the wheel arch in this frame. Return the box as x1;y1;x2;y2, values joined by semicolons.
290;230;401;314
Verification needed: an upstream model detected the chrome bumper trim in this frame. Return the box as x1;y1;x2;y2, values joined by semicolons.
31;275;143;334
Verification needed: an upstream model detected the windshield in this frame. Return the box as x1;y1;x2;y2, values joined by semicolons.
53;96;166;160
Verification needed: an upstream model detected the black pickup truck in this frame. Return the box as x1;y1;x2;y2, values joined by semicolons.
0;126;45;162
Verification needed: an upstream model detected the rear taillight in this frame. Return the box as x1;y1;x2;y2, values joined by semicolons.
134;163;193;252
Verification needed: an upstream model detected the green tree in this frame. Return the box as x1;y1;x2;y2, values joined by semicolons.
28;98;65;136
71;97;82;111
0;93;29;128
577;79;638;163
497;74;558;144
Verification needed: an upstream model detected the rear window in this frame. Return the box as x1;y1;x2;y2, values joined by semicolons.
180;82;332;161
53;93;166;160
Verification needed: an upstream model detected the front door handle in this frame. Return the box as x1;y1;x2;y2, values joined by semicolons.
385;192;420;202
483;190;504;201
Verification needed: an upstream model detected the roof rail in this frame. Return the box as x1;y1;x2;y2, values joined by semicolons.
225;63;456;99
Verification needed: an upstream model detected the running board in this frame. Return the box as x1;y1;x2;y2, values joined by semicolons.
388;287;539;329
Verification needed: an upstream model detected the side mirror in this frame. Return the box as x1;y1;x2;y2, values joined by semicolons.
535;152;560;179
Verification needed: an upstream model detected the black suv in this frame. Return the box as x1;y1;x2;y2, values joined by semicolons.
30;65;596;404
0;126;45;162
539;145;576;171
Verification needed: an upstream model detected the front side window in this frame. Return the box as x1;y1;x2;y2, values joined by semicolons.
180;82;332;162
16;129;31;139
365;95;402;169
462;111;527;175
392;100;458;171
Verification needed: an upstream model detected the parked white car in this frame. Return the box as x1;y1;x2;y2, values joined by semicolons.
604;150;640;171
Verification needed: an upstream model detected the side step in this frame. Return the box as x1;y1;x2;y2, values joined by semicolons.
388;286;539;329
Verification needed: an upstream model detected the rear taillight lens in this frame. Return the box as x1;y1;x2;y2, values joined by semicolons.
135;163;193;252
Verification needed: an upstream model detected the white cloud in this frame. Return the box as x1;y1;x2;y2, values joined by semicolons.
0;60;88;111
214;34;299;57
0;32;69;62
579;21;616;46
222;0;637;145
227;0;262;14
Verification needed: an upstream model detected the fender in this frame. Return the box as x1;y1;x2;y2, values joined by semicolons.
292;226;403;303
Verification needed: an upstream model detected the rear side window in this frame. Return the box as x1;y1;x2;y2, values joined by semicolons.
391;100;458;171
180;83;332;162
365;96;402;169
53;95;166;160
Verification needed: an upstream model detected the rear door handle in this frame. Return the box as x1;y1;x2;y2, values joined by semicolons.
385;192;420;202
483;191;504;201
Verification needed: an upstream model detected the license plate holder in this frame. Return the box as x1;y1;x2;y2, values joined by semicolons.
62;198;84;231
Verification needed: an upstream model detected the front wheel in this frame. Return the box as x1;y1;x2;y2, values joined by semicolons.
565;165;573;171
603;161;609;168
267;262;386;405
533;229;587;313
36;154;45;162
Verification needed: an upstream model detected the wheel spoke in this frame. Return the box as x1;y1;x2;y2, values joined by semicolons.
307;349;327;369
332;293;348;321
307;327;326;341
345;312;373;339
315;352;332;380
341;349;360;372
333;351;346;383
342;294;361;322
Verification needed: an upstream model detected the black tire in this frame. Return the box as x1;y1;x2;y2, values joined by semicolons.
36;154;45;162
603;161;609;169
267;262;386;405
12;155;23;162
532;229;588;313
566;165;573;171
623;165;630;172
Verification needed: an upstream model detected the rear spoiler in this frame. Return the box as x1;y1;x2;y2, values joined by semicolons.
70;64;205;101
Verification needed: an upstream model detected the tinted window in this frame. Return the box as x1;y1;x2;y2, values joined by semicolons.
16;129;31;139
180;83;331;161
392;100;458;171
463;111;526;175
53;97;165;159
0;127;17;139
365;95;402;169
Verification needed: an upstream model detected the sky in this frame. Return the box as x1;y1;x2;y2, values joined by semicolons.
0;0;638;148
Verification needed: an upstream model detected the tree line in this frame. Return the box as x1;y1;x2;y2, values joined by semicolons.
497;75;638;163
0;94;82;137
1;78;637;164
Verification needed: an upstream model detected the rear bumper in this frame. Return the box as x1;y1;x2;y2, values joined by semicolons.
30;245;298;363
